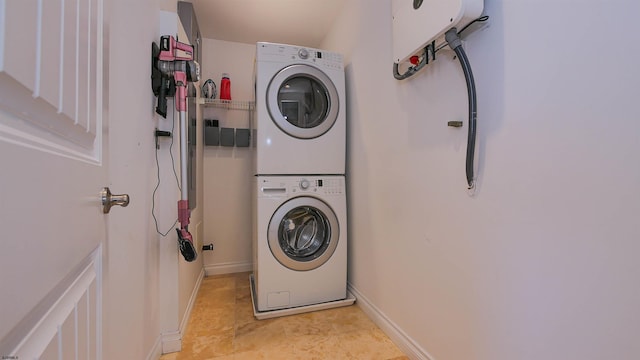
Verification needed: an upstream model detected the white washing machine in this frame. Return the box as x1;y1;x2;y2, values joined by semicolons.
252;175;347;312
253;42;346;175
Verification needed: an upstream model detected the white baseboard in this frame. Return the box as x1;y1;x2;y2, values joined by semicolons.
145;335;162;360
161;330;181;354
348;283;434;360
204;261;252;276
161;268;205;355
180;268;205;338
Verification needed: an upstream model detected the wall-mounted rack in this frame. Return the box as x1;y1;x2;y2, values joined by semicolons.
203;119;250;147
198;98;255;111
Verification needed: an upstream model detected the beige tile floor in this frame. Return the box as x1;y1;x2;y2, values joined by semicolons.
160;272;408;360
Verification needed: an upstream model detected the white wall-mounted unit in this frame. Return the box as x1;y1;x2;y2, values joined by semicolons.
392;0;484;63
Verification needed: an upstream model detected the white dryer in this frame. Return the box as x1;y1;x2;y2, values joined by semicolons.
253;42;346;175
252;175;347;312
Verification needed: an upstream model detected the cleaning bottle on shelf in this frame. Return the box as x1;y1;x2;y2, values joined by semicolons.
219;73;231;100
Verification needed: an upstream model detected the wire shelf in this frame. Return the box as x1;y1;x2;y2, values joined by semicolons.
199;98;255;111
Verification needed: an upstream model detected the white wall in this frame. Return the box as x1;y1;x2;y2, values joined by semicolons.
201;39;256;275
322;0;640;359
107;1;202;358
156;8;205;354
106;1;162;358
176;15;205;351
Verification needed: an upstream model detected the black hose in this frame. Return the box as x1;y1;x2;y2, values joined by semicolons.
446;29;477;189
454;46;477;189
393;26;481;188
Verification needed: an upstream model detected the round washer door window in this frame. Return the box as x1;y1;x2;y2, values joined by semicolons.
268;197;340;271
267;64;339;139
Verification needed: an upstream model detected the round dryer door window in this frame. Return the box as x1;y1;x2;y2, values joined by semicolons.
268;197;340;271
267;64;339;139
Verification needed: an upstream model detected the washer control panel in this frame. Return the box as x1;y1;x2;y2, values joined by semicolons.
292;177;344;195
258;176;345;197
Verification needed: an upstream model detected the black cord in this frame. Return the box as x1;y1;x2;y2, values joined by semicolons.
152;108;181;236
458;15;489;35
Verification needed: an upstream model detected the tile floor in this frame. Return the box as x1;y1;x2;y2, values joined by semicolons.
160;272;408;360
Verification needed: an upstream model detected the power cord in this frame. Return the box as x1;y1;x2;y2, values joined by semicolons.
152;109;182;236
458;15;489;35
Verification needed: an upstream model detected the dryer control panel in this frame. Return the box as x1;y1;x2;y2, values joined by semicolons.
256;42;343;71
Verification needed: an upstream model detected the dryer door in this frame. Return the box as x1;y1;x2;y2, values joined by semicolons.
268;196;339;271
267;64;339;139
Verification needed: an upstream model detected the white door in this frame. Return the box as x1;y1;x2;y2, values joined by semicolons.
0;0;108;358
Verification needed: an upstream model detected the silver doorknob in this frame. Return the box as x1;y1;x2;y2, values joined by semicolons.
101;187;130;213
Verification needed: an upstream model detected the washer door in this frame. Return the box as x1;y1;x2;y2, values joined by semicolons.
267;64;339;139
268;196;339;271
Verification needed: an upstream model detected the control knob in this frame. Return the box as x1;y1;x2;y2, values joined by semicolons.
299;179;310;190
298;48;309;59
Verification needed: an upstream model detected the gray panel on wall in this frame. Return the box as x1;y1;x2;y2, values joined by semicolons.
177;1;202;66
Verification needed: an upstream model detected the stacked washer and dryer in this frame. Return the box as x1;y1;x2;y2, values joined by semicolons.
251;42;354;318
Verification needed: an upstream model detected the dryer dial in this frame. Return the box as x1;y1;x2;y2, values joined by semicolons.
298;48;309;59
299;179;310;190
